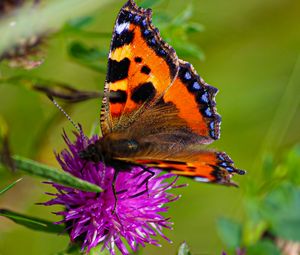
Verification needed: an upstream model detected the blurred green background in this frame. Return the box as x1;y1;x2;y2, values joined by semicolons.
0;0;299;254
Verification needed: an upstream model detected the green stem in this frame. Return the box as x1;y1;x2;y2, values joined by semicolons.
0;178;22;195
12;155;103;193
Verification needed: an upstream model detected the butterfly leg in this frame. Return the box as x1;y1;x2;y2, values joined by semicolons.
111;169;123;228
129;166;155;198
111;169;119;214
139;166;155;196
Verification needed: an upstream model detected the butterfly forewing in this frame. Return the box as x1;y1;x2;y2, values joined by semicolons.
101;0;179;135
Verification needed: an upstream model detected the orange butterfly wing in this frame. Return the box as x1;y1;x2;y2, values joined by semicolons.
163;60;221;143
118;151;245;185
101;0;178;135
100;0;220;144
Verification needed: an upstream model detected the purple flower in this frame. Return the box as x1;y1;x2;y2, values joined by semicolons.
44;131;183;255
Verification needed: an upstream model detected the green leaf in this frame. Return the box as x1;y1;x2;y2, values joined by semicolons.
151;4;205;61
0;209;65;234
12;155;102;193
68;42;107;73
243;219;268;245
171;41;205;61
177;242;192;255
217;218;242;248
69;41;105;60
274;218;300;241
0;178;22;195
247;240;281;255
285;145;300;183
271;189;300;241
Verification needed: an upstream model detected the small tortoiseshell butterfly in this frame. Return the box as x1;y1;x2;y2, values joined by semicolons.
79;0;245;187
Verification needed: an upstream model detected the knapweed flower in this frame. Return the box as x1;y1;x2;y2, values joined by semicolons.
44;131;182;255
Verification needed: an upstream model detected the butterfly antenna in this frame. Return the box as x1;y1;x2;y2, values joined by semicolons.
48;95;82;134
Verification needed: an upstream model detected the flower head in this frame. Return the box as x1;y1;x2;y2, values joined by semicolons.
44;131;182;255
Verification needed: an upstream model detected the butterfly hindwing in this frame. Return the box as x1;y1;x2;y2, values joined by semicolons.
162;60;221;144
101;0;179;135
117;151;245;185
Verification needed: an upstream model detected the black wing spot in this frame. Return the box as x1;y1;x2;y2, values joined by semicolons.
161;160;187;165
211;166;225;182
134;57;142;63
109;90;127;103
111;30;134;51
141;65;151;75
107;58;130;83
131;82;156;103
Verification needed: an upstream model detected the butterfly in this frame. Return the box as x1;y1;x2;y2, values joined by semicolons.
79;0;245;189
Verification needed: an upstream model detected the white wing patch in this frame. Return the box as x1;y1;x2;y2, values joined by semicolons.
116;22;130;35
194;177;210;183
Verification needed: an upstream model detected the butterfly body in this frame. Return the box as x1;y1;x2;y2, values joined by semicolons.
80;0;245;186
80;135;140;162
